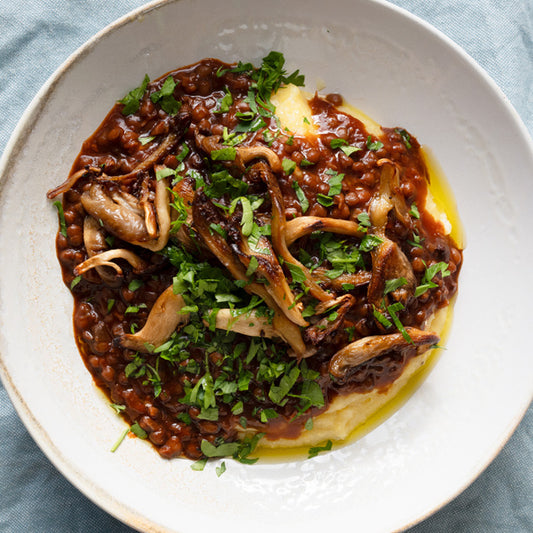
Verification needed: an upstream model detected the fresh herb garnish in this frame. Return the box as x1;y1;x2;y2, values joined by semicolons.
210;147;237;161
119;74;150;115
138;135;155;146
150;76;181;115
396;128;412;149
383;277;407;295
53;200;67;237
366;136;384;151
330;138;349;149
415;261;451;297
282;158;297;175
216;461;227;477
308;440;332;458
340;145;362;157
292;181;309;213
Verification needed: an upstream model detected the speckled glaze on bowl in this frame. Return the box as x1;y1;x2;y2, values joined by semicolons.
0;0;532;532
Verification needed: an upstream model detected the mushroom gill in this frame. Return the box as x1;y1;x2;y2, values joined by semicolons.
80;177;171;252
248;160;333;303
328;327;439;380
367;159;417;306
191;191;309;356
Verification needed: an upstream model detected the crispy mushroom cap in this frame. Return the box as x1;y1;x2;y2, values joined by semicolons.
329;327;439;379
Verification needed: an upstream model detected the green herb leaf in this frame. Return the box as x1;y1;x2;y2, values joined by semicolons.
366;135;384;151
150;76;181;115
138;135;155;146
395;128;412;149
387;301;413;343
340;145;362;157
373;306;392;328
292;181;309;213
308;439;332;459
327;170;345;196
130;422;148;439
216;461;227;477
239;196;254;236
201;439;241;458
211;147;237;161
155;166;176;181
383;277;407;295
70;275;82;290
53;200;68;237
409;203;420;219
110;428;130;453
191;458;207;471
330;138;349;149
128;279;143;292
214;87;233;114
317;193;334;207
246;256;259;276
286;263;307;284
110;403;125;414
269;366;300;405
415;261;450;297
260;408;279;423
176;144;190;162
119;74;150;115
356;212;371;232
360;234;383;252
282;158;297;175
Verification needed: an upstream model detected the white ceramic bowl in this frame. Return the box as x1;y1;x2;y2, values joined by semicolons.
1;0;532;532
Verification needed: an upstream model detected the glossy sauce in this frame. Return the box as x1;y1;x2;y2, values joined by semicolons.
52;59;462;460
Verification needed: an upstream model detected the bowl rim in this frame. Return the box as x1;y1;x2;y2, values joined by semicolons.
0;1;532;532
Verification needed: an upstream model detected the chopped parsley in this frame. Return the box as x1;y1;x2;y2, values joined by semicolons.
150;76;181;115
366;135;384;151
282;158;297;175
53;201;67;238
210;147;237;161
415;261;451;297
330;138;349;149
396;128;412;149
308;440;332;458
119;74;150;115
292;181;309;213
340;145;362;157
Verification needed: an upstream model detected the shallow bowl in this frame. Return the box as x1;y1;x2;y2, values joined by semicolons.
1;0;532;532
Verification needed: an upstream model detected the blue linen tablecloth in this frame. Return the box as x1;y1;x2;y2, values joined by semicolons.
0;0;531;531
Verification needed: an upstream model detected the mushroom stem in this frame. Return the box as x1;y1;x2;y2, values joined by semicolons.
116;286;189;352
73;248;148;277
285;216;364;246
46;166;103;199
250;162;333;302
209;309;278;338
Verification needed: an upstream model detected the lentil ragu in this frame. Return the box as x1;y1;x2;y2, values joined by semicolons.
48;53;462;462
